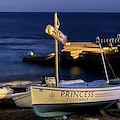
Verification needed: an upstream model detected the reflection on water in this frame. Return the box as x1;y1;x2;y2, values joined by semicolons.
0;59;118;83
70;67;81;79
59;63;105;82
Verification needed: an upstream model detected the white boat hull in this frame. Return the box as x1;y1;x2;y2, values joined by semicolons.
12;91;32;107
31;83;120;117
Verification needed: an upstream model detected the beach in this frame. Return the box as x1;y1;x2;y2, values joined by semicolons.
0;107;120;120
0;82;120;120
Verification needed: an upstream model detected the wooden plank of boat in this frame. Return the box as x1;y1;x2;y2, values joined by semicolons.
12;91;32;108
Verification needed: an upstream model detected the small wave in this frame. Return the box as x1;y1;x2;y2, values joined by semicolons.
0;33;51;40
0;81;32;87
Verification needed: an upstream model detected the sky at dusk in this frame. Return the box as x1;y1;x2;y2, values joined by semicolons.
0;0;120;12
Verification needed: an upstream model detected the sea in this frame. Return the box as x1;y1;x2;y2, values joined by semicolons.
0;12;120;83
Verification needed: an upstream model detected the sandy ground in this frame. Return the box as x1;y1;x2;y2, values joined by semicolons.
0;108;120;120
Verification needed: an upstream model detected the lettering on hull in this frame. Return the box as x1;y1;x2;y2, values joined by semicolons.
61;91;94;97
47;90;94;102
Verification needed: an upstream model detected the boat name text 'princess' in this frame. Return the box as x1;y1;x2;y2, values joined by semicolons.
61;91;94;98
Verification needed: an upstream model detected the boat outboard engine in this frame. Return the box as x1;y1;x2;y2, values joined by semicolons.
45;77;56;87
28;51;34;56
41;75;56;86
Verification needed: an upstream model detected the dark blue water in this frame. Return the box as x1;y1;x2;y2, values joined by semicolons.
0;12;120;82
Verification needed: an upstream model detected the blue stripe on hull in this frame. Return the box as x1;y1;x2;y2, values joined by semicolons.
32;100;117;117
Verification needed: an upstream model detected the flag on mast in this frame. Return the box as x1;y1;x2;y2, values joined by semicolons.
45;24;67;45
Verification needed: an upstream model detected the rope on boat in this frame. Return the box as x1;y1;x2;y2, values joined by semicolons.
104;53;117;79
99;42;109;83
97;36;117;81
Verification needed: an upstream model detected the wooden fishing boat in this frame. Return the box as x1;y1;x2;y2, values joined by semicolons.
30;13;120;117
11;83;32;108
31;79;120;117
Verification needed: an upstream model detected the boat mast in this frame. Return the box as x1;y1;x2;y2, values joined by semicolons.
98;37;109;83
54;12;59;87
